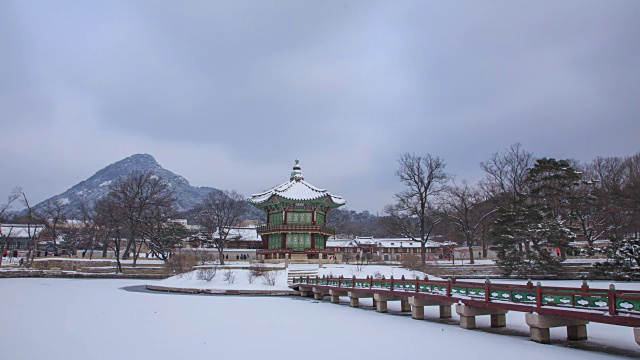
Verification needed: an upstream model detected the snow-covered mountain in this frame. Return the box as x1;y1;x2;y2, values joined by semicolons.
34;154;219;214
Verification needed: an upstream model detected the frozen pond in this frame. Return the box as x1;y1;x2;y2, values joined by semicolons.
1;278;638;359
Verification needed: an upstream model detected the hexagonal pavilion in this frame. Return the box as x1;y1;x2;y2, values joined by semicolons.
249;160;345;260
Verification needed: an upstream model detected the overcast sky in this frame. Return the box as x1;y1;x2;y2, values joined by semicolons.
1;1;639;213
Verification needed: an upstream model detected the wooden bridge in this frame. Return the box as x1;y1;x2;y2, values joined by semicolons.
290;275;640;345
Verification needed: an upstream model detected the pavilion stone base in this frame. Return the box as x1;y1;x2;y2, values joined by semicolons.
635;328;640;346
525;313;589;344
290;253;309;261
260;251;335;264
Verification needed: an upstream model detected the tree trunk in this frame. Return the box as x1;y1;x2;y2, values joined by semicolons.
218;247;225;265
122;240;133;260
420;243;426;262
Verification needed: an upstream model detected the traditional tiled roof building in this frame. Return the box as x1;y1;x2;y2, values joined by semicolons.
248;160;345;260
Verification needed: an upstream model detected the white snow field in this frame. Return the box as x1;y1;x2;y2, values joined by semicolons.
1;278;639;360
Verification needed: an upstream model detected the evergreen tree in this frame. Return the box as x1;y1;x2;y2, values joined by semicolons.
593;235;640;280
493;158;580;276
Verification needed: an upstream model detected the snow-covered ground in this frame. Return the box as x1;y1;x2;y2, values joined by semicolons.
161;267;290;291
0;278;638;359
159;264;439;292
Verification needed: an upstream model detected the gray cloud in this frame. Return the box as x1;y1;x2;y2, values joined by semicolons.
1;0;639;212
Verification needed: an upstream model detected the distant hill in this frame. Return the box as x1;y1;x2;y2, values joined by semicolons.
33;154;220;215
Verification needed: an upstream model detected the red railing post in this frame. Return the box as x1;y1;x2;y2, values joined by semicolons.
535;282;542;309
581;279;589;294
306;275;309;284
608;284;617;316
484;279;491;302
338;275;342;288
390;276;394;292
315;276;318;285
369;276;373;289
415;276;419;293
352;275;356;288
446;279;451;297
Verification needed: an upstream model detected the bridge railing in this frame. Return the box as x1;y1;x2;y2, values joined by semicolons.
292;275;640;318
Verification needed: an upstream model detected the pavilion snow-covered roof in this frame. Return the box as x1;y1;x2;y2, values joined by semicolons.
248;160;346;206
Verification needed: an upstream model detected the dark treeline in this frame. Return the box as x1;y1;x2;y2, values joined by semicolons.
331;144;639;279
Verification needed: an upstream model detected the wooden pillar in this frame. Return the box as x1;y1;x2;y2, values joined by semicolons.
311;234;316;249
281;233;286;249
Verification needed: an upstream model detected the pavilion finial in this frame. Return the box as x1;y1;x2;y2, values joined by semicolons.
290;159;304;181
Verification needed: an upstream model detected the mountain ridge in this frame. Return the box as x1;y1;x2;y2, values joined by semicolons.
33;154;219;215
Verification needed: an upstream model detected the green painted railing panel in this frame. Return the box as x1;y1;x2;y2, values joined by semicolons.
450;286;467;296
616;298;640;313
540;293;574;306
489;290;514;301
510;291;536;303
574;295;609;309
466;288;485;297
393;282;413;291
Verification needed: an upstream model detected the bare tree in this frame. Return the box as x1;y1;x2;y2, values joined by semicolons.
106;171;176;267
37;199;68;252
383;201;444;254
0;189;21;266
12;189;44;268
388;153;448;262
480;143;534;253
442;181;497;265
144;218;187;261
94;196;125;273
480;143;534;207
193;190;248;265
76;201;101;259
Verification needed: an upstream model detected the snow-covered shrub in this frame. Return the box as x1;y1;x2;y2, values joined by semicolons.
246;271;257;284
250;263;269;276
373;271;383;279
248;263;269;284
197;267;217;281
223;269;236;284
262;270;280;286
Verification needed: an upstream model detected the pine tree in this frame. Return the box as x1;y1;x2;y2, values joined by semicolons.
493;158;580;277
